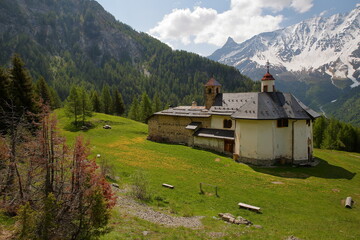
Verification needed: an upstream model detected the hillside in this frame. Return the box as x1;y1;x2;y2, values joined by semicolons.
47;111;360;239
209;6;360;126
0;0;257;107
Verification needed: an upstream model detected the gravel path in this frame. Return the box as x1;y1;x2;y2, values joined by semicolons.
115;188;203;229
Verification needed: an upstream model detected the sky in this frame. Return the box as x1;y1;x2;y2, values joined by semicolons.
95;0;359;56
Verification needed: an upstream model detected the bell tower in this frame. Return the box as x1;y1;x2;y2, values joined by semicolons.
204;76;221;109
261;61;275;92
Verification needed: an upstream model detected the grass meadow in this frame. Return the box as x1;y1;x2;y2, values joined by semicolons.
2;110;360;239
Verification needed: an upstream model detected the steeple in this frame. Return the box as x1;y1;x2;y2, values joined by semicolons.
204;75;221;109
261;61;275;92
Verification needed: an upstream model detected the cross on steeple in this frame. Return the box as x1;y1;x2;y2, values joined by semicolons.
266;60;270;73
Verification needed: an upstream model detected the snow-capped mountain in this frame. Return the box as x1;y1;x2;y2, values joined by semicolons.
209;5;360;88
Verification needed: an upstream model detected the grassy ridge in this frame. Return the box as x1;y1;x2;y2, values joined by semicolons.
56;110;360;239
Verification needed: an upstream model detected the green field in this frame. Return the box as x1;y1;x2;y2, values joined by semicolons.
3;110;360;239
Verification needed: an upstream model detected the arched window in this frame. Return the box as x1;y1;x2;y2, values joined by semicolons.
223;119;232;128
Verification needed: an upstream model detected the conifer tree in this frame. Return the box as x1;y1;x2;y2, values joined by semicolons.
128;96;139;121
0;67;10;111
321;119;341;150
64;86;81;126
10;54;37;113
313;116;327;148
78;87;92;126
35;77;53;108
91;90;101;112
101;84;112;114
49;87;62;109
112;89;125;116
152;92;162;113
139;92;152;123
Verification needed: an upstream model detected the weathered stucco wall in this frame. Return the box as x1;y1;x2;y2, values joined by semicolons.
210;115;235;130
193;136;225;154
293;120;312;162
148;115;211;145
234;119;313;165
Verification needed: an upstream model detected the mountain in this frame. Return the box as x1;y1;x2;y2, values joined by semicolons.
209;6;360;126
0;0;257;107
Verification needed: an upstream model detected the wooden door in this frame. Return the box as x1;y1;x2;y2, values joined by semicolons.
224;139;234;153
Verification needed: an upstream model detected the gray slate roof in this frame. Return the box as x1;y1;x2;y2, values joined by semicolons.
194;128;234;140
153;106;211;118
210;92;320;120
152;92;320;120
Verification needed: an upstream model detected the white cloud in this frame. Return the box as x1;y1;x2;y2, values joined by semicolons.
149;0;314;48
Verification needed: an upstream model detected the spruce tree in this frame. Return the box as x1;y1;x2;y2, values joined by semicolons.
91;90;101;112
64;86;81;126
35;77;53;108
10;54;37;113
313;116;327;148
78;87;92;126
49;87;62;109
128;96;139;121
139;92;152;123
101;84;112;114
152;92;162;113
112;89;125;116
0;67;10;111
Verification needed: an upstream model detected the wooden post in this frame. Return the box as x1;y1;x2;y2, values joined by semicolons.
215;186;219;197
200;183;204;194
345;197;353;208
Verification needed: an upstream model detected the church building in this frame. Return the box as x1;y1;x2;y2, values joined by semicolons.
147;63;320;166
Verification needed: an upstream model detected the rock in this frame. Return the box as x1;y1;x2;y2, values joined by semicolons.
286;236;302;240
236;216;252;225
253;224;262;229
103;125;112;129
218;213;252;225
143;231;149;236
111;183;120;188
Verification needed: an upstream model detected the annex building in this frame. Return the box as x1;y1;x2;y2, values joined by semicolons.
148;64;320;166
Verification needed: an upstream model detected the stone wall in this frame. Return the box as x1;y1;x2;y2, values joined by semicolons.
148;115;211;146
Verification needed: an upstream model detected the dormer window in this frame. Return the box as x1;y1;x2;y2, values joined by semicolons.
223;119;232;128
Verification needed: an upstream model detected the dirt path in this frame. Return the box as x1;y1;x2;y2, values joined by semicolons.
115;188;203;229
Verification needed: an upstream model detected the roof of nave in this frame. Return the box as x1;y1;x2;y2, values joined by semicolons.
210;92;320;120
152;105;211;118
151;92;320;120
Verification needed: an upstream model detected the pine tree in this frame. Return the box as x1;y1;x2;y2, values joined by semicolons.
0;67;10;111
101;84;112;114
112;89;125;116
10;54;37;113
64;86;81;126
152;92;162;113
139;92;152;123
128;96;139;121
78;87;92;126
321;119;341;150
35;77;53;108
91;90;101;112
313;116;327;148
49;87;62;109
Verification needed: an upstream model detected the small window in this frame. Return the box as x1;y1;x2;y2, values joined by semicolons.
306;119;310;126
223;119;232;128
277;119;288;128
216;87;219;94
208;88;212;94
263;85;268;92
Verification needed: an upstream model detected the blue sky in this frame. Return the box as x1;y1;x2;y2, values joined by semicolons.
96;0;358;56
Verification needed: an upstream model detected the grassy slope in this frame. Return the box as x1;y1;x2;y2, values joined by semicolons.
55;110;360;239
